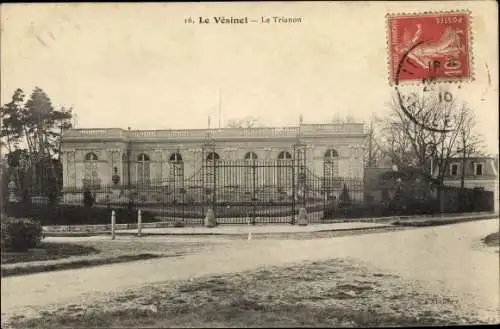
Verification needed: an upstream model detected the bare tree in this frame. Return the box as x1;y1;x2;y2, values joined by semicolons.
378;85;482;212
455;110;484;189
429;101;468;183
381;86;478;173
364;117;385;168
375;111;418;169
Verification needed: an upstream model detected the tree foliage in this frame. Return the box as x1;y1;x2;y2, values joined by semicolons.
1;87;72;159
1;87;72;199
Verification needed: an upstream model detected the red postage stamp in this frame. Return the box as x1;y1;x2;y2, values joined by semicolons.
387;11;472;84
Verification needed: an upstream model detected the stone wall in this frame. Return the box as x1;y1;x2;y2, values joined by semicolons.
444;178;499;212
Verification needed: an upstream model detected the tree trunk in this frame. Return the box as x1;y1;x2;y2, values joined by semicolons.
460;148;466;190
439;185;444;215
459;134;467;211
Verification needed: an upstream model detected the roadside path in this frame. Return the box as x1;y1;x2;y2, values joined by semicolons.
116;221;389;235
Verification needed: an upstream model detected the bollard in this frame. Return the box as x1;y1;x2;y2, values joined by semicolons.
247;218;252;241
297;207;308;226
111;210;116;240
138;209;142;237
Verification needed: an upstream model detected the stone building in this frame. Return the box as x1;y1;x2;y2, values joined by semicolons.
61;122;366;203
440;156;499;212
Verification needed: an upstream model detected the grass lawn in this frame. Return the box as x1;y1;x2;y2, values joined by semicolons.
7;258;486;328
1;242;100;265
483;231;499;247
1;238;217;277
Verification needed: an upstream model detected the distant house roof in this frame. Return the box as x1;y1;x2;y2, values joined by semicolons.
447;156;497;161
442;156;498;178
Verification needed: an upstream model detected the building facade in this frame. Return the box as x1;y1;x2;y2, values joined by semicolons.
440;156;499;212
61;123;366;204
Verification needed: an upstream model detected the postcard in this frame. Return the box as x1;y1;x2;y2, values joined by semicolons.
1;2;498;328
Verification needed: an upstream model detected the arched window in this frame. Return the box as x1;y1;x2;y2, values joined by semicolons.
324;149;339;158
84;152;99;187
169;152;184;186
277;151;293;160
137;153;150;186
85;152;98;161
324;149;339;184
244;152;258;160
277;151;293;188
206;152;220;161
244;152;258;189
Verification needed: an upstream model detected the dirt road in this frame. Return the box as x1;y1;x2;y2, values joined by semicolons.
2;219;498;323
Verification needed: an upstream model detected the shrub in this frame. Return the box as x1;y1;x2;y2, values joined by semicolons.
323;203;385;219
339;184;351;206
172;220;185;228
1;217;44;252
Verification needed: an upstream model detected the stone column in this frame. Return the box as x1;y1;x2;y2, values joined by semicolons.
190;147;203;186
106;149;120;185
69;151;77;188
357;145;365;179
106;150;113;185
61;150;68;189
312;147;323;179
263;147;272;187
161;150;168;184
75;158;84;189
114;149;124;185
346;146;360;179
153;149;163;183
176;145;185;187
62;149;76;189
121;151;128;187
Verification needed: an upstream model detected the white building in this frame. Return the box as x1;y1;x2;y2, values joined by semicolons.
61;122;366;204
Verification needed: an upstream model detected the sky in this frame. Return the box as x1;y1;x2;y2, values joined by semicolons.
1;2;498;154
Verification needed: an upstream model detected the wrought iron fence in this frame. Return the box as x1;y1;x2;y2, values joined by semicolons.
3;142;368;225
3;142;493;226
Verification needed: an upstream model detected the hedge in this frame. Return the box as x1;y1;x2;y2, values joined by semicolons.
5;204;157;226
155;202;327;218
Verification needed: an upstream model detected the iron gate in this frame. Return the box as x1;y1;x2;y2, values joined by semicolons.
50;143;364;225
134;143;365;225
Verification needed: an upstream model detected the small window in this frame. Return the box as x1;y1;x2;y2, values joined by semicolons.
475;163;483;176
85;152;98;161
137;153;150;162
277;151;292;160
450;163;459;176
244;152;258;160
